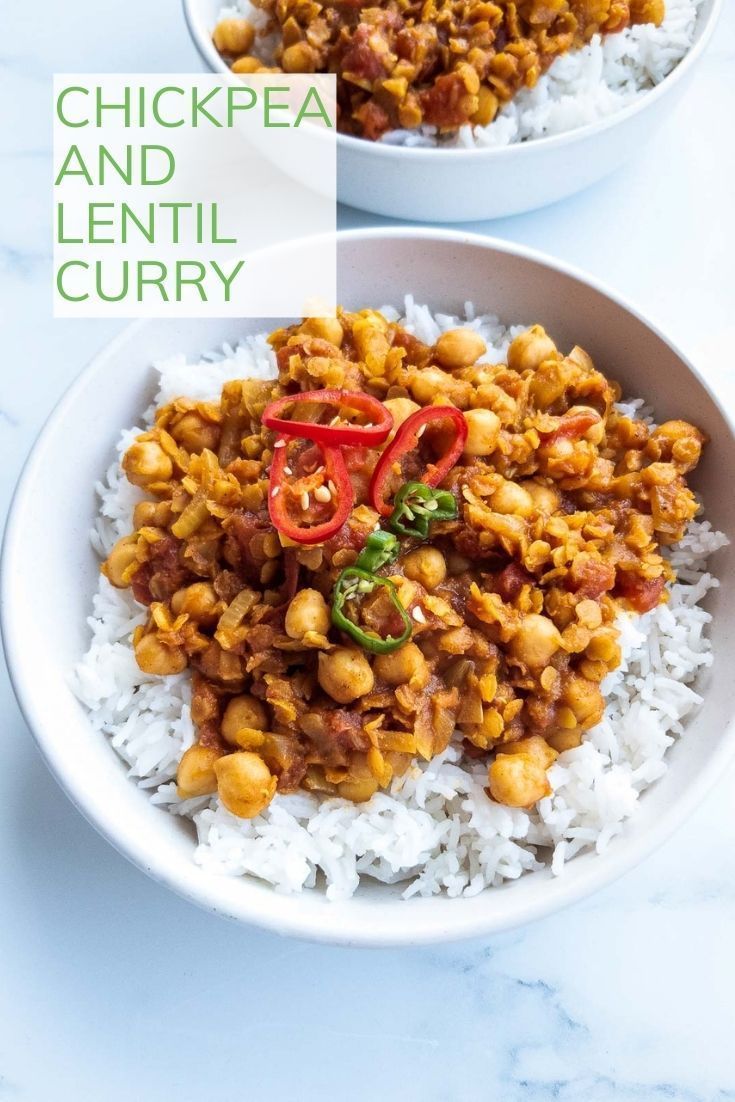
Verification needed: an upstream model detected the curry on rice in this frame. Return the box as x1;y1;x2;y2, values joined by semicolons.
212;0;666;140
103;311;704;822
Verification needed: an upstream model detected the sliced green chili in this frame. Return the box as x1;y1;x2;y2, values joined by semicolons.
331;567;412;655
387;481;458;539
355;530;400;574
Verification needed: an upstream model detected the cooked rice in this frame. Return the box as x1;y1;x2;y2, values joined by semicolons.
74;298;727;901
219;0;703;148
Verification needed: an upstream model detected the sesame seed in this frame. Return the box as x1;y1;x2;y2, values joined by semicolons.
271;486;280;497
300;491;310;511
284;466;293;476
314;485;332;503
417;424;426;438
274;439;286;448
412;606;426;623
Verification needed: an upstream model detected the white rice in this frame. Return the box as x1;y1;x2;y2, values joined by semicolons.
219;0;702;148
74;299;727;901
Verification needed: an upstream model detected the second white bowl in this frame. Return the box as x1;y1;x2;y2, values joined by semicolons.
183;0;721;221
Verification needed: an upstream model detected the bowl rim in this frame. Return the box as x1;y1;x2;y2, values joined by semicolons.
182;0;723;163
4;225;735;947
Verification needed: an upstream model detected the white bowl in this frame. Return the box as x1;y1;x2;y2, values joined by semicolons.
183;0;722;221
3;228;735;946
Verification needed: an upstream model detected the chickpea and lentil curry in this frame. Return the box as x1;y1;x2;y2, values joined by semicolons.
212;0;665;140
104;311;704;820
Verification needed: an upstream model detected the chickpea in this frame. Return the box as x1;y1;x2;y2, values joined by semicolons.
171;582;219;627
103;535;138;588
644;0;666;24
338;775;379;802
176;743;222;799
435;328;487;370
488;752;551;808
409;367;471;409
281;42;317;73
318;647;374;703
507;325;558;373
510;614;562;668
383;396;420;430
561;676;604;730
547;729;583;753
502;735;557;769
402;546;447;591
214;752;277;818
198;639;245;687
133;500;171;528
231;56;261;74
650;420;703;472
285;588;330;639
123;440;172;488
491;480;534;518
463;408;501;456
522;480;559;515
300;316;344;347
221;694;268;746
170;411;220;454
134;633;187;676
212;17;255;56
374;642;428;687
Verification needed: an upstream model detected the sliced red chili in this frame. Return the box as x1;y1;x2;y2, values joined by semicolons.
369;405;468;517
262;389;393;447
268;435;353;545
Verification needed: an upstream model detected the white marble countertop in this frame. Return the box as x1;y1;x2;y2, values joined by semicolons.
1;2;734;1099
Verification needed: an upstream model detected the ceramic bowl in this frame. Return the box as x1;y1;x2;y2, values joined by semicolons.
183;0;722;221
3;227;735;945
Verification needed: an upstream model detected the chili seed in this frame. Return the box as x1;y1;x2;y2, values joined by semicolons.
412;606;426;623
314;485;332;503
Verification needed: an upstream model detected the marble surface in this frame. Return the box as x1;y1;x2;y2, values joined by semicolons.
2;2;735;1099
